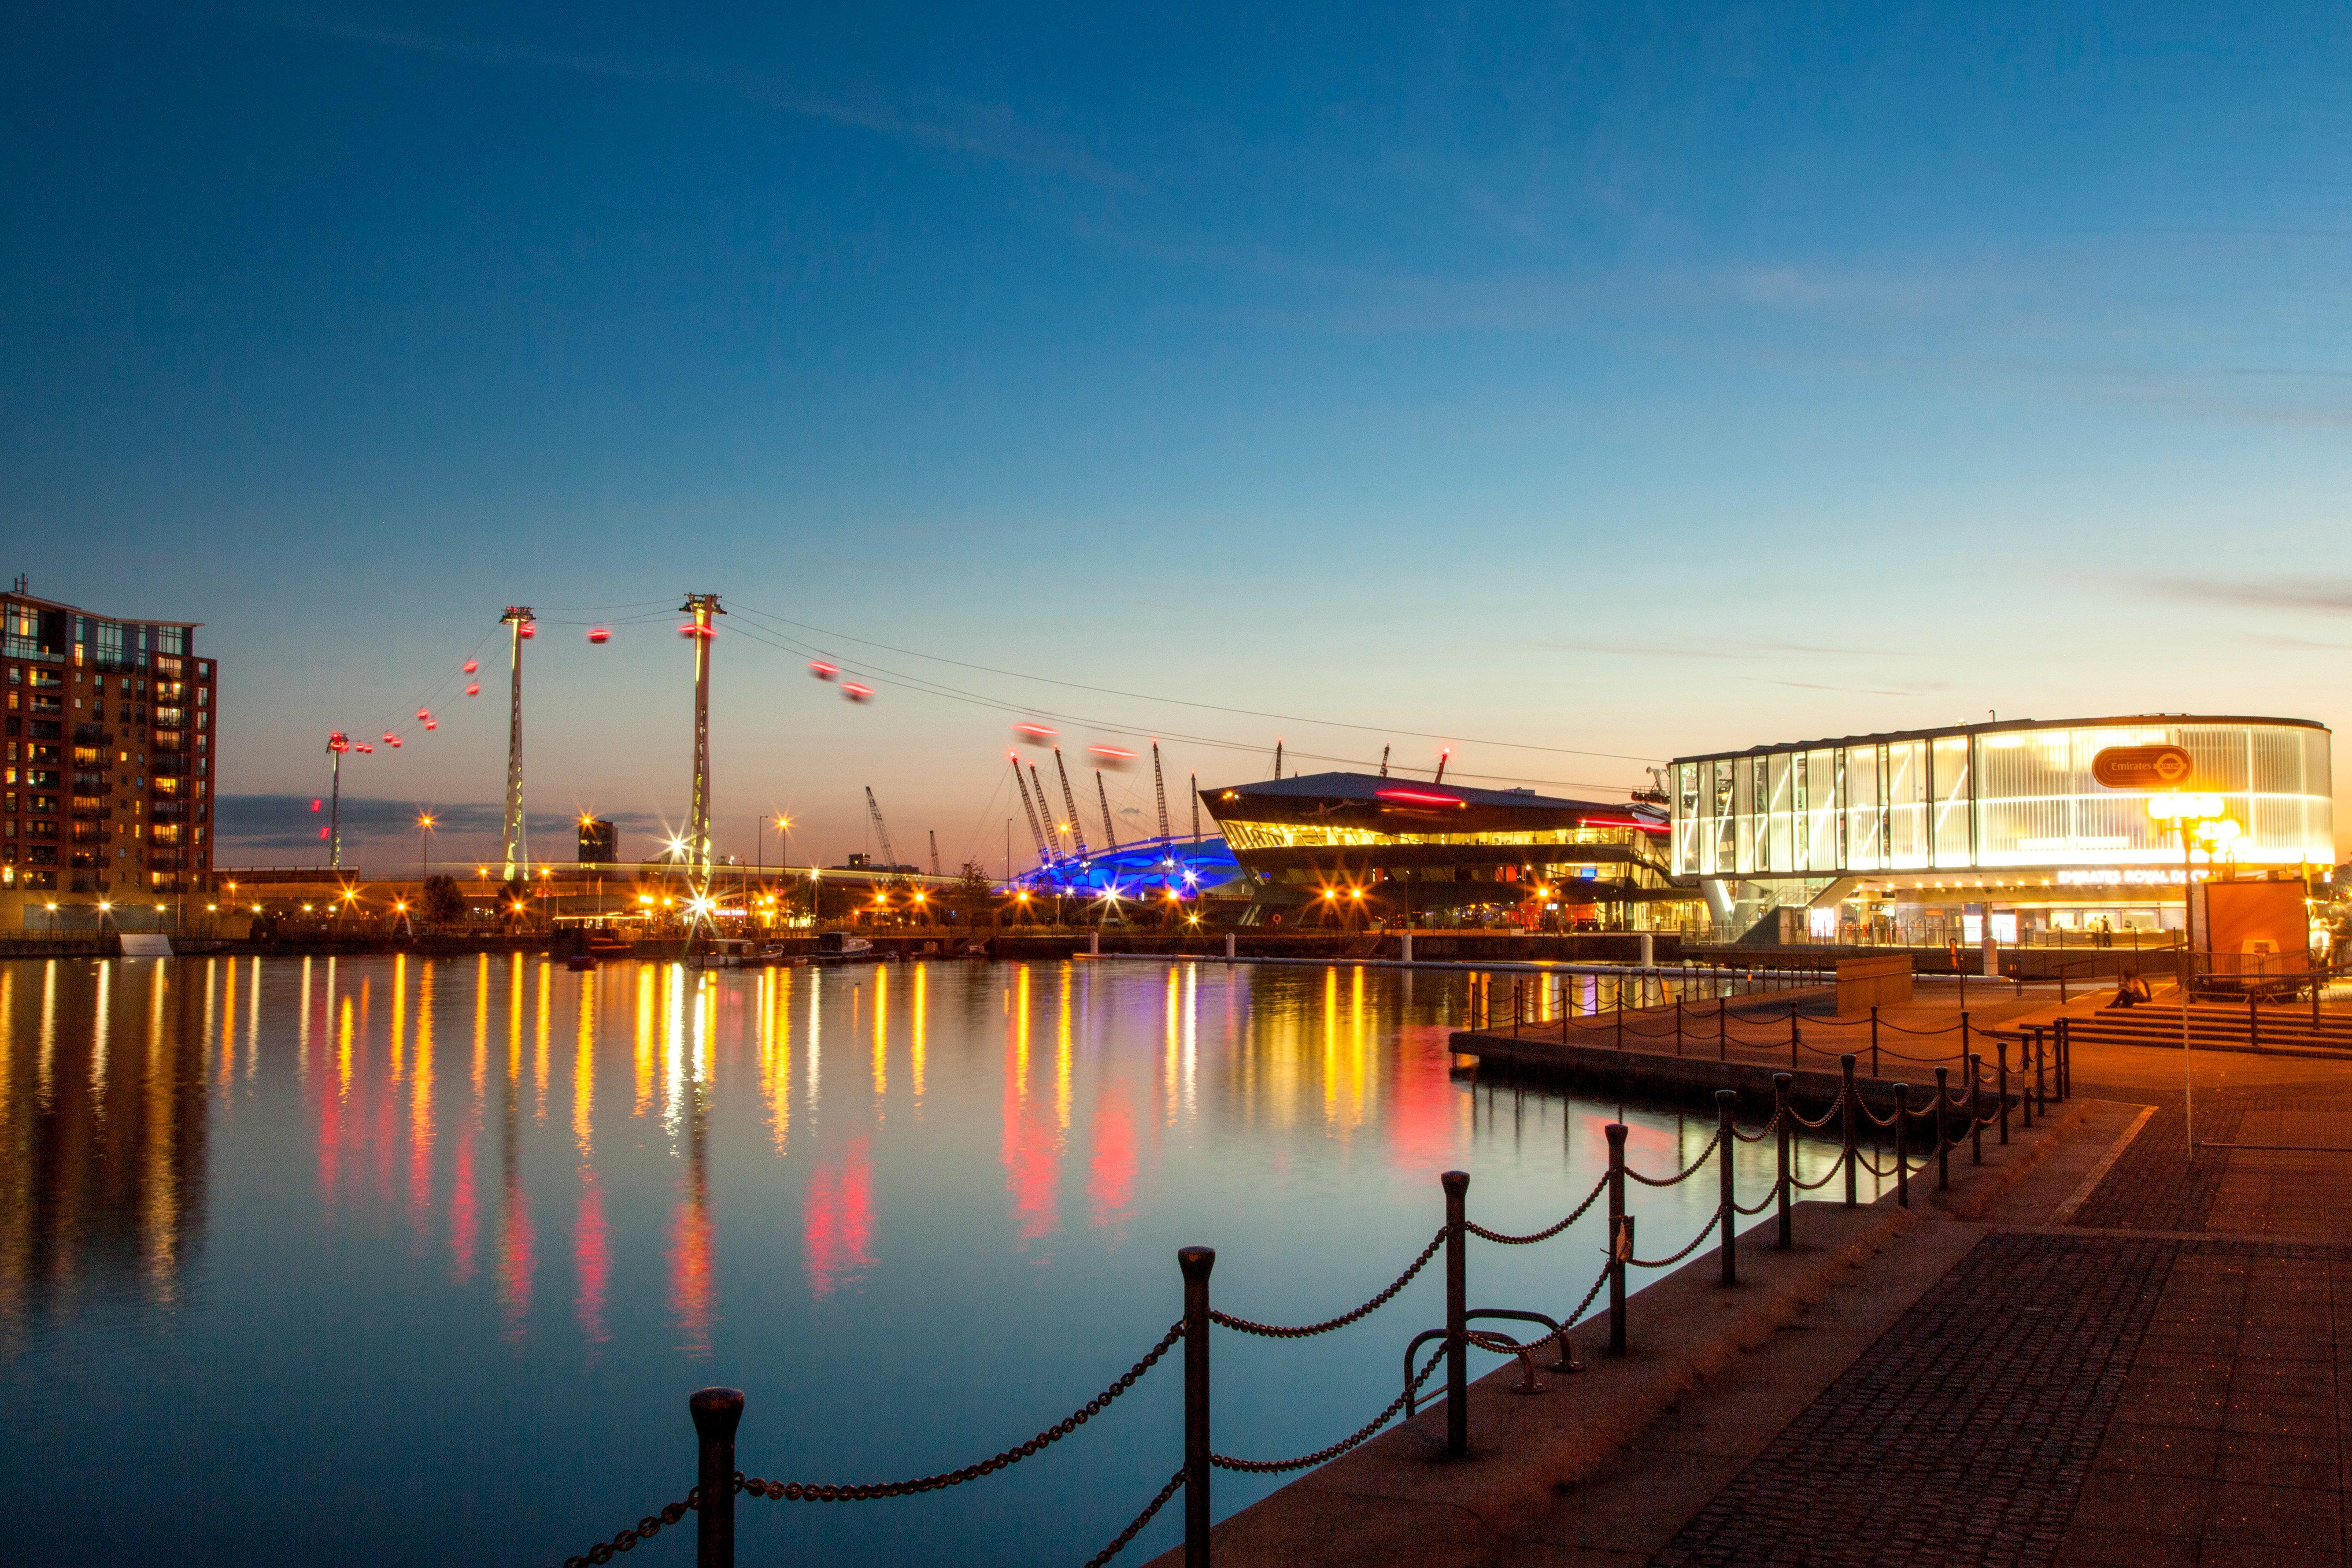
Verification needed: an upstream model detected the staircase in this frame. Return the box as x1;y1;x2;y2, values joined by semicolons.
2062;997;2352;1057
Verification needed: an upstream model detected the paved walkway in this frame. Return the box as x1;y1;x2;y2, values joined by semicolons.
1482;1007;2352;1568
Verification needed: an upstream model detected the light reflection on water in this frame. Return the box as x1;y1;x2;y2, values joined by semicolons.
0;955;1880;1566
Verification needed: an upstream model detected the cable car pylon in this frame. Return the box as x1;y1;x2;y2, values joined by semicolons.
680;593;724;882
499;606;535;879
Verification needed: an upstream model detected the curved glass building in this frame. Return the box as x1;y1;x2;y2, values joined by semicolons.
1670;715;2334;943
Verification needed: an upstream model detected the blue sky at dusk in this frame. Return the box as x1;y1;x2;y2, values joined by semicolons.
5;3;2350;866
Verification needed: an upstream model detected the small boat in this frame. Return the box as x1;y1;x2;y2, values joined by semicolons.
686;938;763;970
565;953;597;973
808;932;878;966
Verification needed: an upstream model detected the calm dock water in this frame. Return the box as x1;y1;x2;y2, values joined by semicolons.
0;954;1878;1566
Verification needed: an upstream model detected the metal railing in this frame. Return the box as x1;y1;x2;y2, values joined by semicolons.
545;1035;2067;1568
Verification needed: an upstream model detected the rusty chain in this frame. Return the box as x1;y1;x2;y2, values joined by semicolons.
1729;1107;1782;1143
1466;1172;1609;1245
1788;1150;1848;1191
1212;1343;1447;1475
558;1488;698;1568
1628;1206;1723;1269
1080;1468;1188;1568
1786;1087;1846;1130
1732;1178;1785;1216
1623;1127;1723;1186
1209;1226;1447;1338
738;1321;1182;1503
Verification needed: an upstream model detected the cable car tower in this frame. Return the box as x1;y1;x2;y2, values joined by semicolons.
681;593;724;879
499;606;534;880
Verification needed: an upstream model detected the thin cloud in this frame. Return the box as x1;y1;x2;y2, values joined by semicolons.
2152;578;2352;614
282;18;1142;192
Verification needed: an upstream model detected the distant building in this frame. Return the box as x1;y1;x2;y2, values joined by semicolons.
578;817;616;863
1670;714;2335;945
2;580;215;896
1199;772;1690;929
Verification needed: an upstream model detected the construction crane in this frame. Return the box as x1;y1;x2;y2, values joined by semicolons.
864;787;901;872
1190;772;1200;842
1151;742;1171;840
1051;747;1091;858
1012;755;1050;865
929;829;942;876
1095;771;1120;851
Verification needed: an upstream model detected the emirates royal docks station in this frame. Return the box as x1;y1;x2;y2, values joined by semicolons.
1667;714;2335;947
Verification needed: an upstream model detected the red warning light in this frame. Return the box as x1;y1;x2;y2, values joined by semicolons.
808;661;839;680
1376;788;1464;806
387;736;402;748
1012;723;1058;744
423;720;437;731
355;743;374;754
463;659;479;674
518;623;536;639
319;826;330;840
587;628;610;644
1087;745;1139;769
841;682;874;703
465;683;481;696
678;623;715;640
415;708;431;722
311;799;322;812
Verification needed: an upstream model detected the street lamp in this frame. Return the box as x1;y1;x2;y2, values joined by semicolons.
418;812;436;884
2146;790;2241;1152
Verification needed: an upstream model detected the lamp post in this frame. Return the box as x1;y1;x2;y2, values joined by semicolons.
2146;791;2240;1154
418;812;436;885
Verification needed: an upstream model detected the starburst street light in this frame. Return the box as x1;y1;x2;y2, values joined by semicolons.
2145;790;2242;1154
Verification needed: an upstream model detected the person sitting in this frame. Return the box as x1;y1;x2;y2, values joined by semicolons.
2109;971;2151;1008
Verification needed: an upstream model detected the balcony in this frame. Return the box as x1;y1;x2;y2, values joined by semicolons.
70;851;97;869
153;731;187;754
151;801;185;821
151;756;189;777
29;696;61;716
72;772;107;791
149;852;183;870
27;721;59;740
73;724;109;745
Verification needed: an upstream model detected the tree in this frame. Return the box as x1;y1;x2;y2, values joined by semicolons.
420;874;464;924
952;862;997;926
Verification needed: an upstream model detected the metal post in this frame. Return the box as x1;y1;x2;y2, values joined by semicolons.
2019;1036;2034;1129
1840;1055;1858;1206
1790;1007;1799;1071
1934;1066;1951;1190
1615;996;1624;1049
1180;1246;1214;1567
689;1387;743;1568
2034;1030;2048;1116
1773;1073;1793;1250
1442;1170;1469;1459
1718;998;1727;1061
1969;1054;1984;1165
1605;1124;1629;1356
1716;1090;1738;1287
1997;1041;2011;1146
1892;1084;1910;1209
1871;1006;1880;1078
2059;1018;2071;1099
1675;996;1684;1056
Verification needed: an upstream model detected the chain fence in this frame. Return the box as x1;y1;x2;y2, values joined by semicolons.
547;1026;2062;1568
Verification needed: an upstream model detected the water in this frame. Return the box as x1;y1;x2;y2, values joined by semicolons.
0;954;1880;1566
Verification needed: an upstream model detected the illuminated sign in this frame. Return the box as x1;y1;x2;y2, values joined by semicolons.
2091;745;2194;788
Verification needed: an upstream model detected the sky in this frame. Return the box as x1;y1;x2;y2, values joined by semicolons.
5;2;2351;869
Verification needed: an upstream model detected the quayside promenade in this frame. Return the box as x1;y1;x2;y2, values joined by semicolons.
1164;983;2352;1567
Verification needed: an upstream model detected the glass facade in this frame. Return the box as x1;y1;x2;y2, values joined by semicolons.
1671;718;2334;878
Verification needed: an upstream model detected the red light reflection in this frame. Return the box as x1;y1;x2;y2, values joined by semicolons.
802;1140;876;1299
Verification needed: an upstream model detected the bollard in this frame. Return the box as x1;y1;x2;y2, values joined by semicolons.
1997;1042;2011;1145
1718;998;1728;1061
1892;1084;1910;1209
1615;997;1624;1049
1960;1012;1971;1065
689;1387;744;1568
1716;1090;1738;1287
1224;932;1235;961
1934;1066;1951;1190
1840;1055;1858;1206
1790;1008;1800;1070
1180;1246;1214;1567
2059;1018;2071;1099
1871;1006;1880;1078
1605;1124;1629;1356
1443;1170;1469;1459
1969;1053;1984;1165
1773;1073;1793;1250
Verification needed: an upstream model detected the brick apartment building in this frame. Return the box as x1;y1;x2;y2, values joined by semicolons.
3;579;216;896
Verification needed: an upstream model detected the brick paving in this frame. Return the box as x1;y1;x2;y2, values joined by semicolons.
1650;1233;2174;1567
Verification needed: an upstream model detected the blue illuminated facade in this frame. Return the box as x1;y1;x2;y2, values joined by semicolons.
1004;836;1244;902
